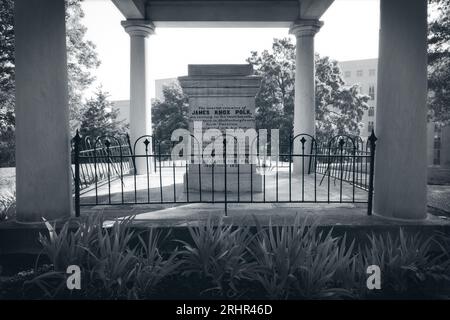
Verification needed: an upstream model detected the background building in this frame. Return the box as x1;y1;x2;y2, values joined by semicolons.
338;58;377;140
339;58;448;166
112;77;178;125
111;99;130;124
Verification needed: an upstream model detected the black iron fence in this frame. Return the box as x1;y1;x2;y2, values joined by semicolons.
71;134;134;190
315;136;373;191
72;130;377;217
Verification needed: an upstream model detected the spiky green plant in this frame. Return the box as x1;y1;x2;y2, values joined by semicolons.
27;215;105;298
130;228;182;299
335;236;366;296
30;215;186;299
29;215;139;298
248;216;355;299
362;229;450;298
83;216;138;299
37;214;104;271
178;216;257;298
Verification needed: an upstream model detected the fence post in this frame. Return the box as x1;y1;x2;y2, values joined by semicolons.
126;133;136;174
74;130;81;218
367;129;377;216
289;134;292;202
224;138;227;216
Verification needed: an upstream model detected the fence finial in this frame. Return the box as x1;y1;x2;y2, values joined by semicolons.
74;129;81;143
368;129;377;145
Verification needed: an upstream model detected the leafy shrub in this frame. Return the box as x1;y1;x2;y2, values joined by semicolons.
38;214;104;271
28;215;180;299
81;215;138;299
248;217;356;299
130;229;182;299
6;214;450;300
361;229;450;298
178;217;257;298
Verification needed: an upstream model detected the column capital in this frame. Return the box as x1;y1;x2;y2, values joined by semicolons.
289;19;323;37
121;19;155;37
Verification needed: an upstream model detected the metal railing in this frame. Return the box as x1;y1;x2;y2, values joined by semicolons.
72;130;377;217
71;133;134;190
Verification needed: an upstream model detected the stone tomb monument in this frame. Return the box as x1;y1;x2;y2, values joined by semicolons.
178;64;262;192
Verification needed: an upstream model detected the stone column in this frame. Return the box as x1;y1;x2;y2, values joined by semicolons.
374;0;428;220
15;0;72;222
289;20;323;174
122;20;155;174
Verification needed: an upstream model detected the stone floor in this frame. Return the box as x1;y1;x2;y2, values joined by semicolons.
79;168;369;206
103;202;450;228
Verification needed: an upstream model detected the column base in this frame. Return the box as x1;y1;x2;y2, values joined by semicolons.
372;210;428;222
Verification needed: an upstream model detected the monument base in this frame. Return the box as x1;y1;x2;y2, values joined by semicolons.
183;171;263;192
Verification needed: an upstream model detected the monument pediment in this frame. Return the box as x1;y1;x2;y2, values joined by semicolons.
178;64;262;97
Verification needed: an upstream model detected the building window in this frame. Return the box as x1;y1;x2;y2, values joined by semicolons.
368;121;374;133
344;71;351;78
357;70;363;77
368;107;375;117
369;85;375;100
369;69;376;76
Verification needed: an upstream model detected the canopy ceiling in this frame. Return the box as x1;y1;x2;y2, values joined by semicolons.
111;0;334;27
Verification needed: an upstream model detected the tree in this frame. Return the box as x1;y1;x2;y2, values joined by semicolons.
66;0;101;133
0;0;15;166
0;0;14;131
79;89;126;139
148;38;369;154
315;55;369;141
428;0;450;125
247;37;369;145
152;83;189;147
247;38;295;150
0;0;100;166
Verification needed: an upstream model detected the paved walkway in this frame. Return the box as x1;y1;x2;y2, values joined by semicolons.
119;202;450;228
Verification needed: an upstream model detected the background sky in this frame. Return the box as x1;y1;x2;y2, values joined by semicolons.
81;0;380;101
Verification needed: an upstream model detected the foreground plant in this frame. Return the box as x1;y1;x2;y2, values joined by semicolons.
28;214;180;299
7;214;450;300
248;216;356;299
83;216;138;299
178;217;257;298
37;214;104;271
131;229;182;299
362;229;450;298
